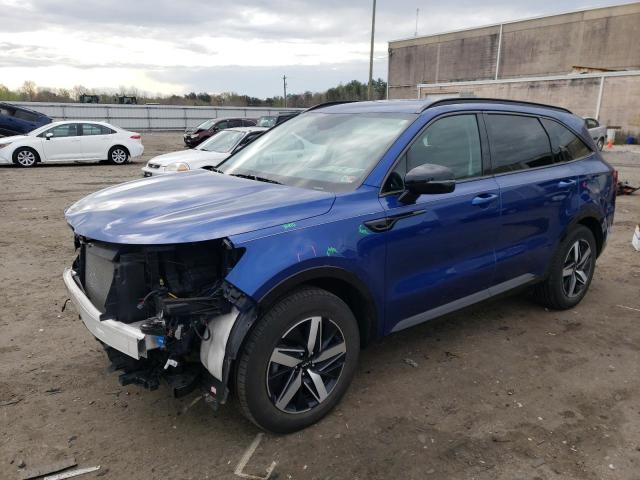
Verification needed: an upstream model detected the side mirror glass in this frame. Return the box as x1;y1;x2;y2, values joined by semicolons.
399;163;455;204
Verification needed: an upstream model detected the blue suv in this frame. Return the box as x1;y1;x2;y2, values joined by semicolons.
0;102;52;136
63;99;616;433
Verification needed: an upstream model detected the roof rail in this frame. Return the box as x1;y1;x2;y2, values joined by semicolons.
305;100;357;112
422;97;572;114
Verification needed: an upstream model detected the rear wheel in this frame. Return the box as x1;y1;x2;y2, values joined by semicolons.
534;225;597;309
109;146;129;165
596;137;605;151
13;147;39;168
235;287;359;433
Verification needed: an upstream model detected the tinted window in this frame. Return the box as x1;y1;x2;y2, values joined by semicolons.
44;124;78;138
81;123;112;135
542;118;591;163
0;106;13;116
13;109;38;122
486;114;553;173
215;120;229;130
384;114;482;192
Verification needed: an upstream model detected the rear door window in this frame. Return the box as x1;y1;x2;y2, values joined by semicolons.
81;123;103;136
486;114;553;173
541;118;592;163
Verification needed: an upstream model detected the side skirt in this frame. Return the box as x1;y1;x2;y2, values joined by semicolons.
390;273;537;333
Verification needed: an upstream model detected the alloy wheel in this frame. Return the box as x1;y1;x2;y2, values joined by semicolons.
16;150;36;167
562;239;593;298
266;316;347;414
111;148;127;164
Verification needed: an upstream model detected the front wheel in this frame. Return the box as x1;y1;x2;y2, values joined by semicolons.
109;146;129;165
235;287;360;433
13;147;38;168
533;225;597;310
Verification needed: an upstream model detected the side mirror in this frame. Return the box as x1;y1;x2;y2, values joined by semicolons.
45;132;53;140
399;163;455;204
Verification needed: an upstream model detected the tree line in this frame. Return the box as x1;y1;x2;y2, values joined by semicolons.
0;79;387;107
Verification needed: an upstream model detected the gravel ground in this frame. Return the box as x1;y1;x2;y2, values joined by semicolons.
0;133;639;480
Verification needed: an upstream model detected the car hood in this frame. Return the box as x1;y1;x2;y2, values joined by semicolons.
0;134;29;143
148;149;229;167
65;170;335;244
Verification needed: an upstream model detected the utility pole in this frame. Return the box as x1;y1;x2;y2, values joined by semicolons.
415;8;419;37
283;75;287;108
367;0;377;101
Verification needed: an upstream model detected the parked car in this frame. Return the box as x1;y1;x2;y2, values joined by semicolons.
0;121;143;167
256;112;299;128
63;98;615;433
142;127;266;177
184;118;257;148
0;102;52;136
585;117;607;150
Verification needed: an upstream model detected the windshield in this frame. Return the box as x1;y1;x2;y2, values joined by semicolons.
257;116;276;128
195;119;216;131
197;129;244;153
218;112;415;192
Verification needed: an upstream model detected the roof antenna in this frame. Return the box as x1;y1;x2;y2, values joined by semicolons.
414;8;419;36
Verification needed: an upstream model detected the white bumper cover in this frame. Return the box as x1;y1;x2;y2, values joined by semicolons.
63;268;160;359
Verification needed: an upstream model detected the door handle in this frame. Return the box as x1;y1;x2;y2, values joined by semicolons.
557;179;576;188
471;193;498;206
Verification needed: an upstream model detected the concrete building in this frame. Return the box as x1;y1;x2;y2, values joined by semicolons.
387;2;640;137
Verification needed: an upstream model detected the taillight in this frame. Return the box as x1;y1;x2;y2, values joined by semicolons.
130;134;141;140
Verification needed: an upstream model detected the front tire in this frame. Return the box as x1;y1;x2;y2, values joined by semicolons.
109;146;129;165
236;287;360;433
13;147;39;168
534;225;597;310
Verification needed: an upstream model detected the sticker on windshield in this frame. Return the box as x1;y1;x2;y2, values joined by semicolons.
282;222;297;230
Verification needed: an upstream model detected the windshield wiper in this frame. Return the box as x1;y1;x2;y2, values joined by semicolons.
230;173;282;185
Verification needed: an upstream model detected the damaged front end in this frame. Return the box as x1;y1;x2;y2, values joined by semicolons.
65;235;249;403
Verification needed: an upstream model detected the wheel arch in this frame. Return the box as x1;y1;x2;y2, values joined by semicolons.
257;266;380;348
109;144;130;157
561;207;605;257
12;144;41;164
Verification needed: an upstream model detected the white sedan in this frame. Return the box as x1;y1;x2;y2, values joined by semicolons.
142;127;266;177
0;121;144;168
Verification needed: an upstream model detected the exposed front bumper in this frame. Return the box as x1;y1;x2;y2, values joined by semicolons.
63;267;160;359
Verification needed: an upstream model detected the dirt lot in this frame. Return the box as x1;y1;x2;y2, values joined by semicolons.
1;133;639;480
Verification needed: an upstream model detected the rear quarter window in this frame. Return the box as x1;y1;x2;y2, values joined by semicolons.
486;114;553;174
541;118;592;163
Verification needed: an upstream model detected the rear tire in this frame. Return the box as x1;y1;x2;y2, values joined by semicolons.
109;146;129;165
235;287;359;433
13;147;39;168
596;137;605;151
533;225;597;310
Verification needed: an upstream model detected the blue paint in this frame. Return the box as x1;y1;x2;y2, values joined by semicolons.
66;100;616;338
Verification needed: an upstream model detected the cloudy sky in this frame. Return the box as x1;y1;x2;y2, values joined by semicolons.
0;0;631;98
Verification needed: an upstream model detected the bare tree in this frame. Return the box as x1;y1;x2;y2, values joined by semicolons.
20;80;37;101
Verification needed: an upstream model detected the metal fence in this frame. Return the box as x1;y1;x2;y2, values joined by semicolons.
11;101;304;131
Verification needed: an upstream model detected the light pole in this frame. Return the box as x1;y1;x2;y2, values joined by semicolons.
283;75;288;108
367;0;377;100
